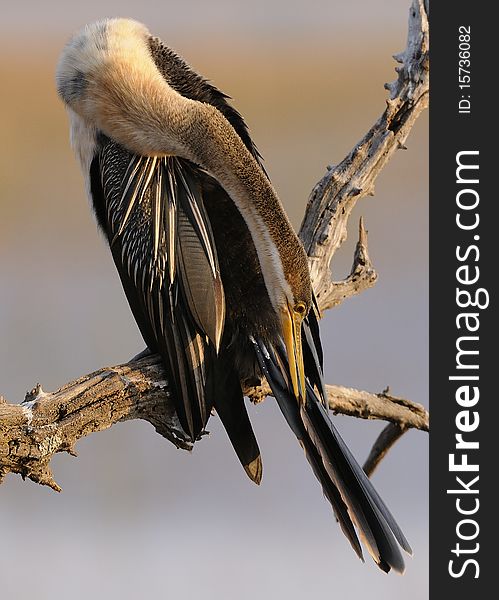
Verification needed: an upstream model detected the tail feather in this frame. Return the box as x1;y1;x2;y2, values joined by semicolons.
306;398;412;556
206;357;262;485
261;347;363;559
251;337;410;573
302;317;328;406
301;399;406;573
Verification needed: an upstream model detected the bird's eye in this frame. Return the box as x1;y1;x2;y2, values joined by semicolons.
294;302;307;316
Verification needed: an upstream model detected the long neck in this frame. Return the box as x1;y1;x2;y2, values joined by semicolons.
66;29;309;309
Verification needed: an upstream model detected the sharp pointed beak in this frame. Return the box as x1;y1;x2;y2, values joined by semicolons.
281;304;306;403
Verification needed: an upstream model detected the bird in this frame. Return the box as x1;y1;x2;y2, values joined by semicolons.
56;18;411;573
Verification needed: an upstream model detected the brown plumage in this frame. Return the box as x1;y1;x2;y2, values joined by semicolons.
57;18;411;572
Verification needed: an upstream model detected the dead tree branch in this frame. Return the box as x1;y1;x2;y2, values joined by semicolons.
0;0;429;489
299;0;429;312
0;355;428;490
363;423;407;477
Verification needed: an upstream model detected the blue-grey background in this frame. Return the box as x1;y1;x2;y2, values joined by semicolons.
0;1;428;598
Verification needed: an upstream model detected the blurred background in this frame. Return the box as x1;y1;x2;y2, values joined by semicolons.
0;1;428;598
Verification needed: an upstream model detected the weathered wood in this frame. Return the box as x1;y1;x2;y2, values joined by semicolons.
299;0;429;313
363;423;408;477
0;356;190;490
0;355;428;490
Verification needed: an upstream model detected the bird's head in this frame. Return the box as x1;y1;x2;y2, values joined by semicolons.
56;19;151;110
56;18;186;159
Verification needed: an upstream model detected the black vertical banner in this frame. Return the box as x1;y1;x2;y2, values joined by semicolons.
431;2;493;597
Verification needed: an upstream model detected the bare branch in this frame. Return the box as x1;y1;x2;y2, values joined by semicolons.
0;356;190;490
246;381;428;431
0;356;427;489
363;423;407;477
318;217;377;311
299;0;429;313
327;385;427;431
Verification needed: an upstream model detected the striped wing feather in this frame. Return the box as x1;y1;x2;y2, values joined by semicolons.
97;141;224;440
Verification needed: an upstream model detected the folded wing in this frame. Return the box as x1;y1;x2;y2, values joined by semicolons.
91;140;224;440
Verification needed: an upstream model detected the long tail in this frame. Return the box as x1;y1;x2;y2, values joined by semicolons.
251;335;412;574
205;354;263;485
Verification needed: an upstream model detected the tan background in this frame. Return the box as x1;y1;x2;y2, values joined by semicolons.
0;1;428;598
